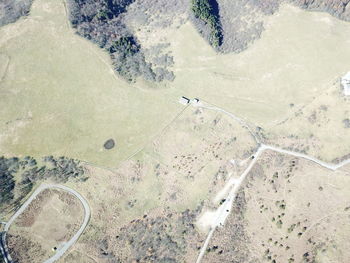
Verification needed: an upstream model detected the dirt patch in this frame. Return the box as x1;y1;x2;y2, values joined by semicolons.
60;250;97;263
0;53;10;83
202;191;257;263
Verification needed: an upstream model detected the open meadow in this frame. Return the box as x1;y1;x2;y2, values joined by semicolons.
1;1;350;262
0;2;349;167
0;0;181;167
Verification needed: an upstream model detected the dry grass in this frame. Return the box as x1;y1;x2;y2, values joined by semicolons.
57;103;257;261
7;188;84;263
137;4;350;162
202;150;350;262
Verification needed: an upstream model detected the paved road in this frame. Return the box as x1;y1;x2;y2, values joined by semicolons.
1;184;90;263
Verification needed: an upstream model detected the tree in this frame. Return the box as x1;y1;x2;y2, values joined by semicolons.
191;0;222;48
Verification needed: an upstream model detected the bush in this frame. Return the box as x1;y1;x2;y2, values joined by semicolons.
115;210;198;261
110;36;139;55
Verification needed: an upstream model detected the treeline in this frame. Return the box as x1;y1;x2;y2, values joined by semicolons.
67;0;174;82
0;156;87;214
191;0;223;48
0;157;16;211
68;0;134;26
0;0;33;27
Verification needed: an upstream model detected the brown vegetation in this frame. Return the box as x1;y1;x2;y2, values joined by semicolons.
7;189;84;263
202;151;350;262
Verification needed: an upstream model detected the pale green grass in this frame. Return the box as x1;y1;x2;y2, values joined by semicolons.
138;4;350;161
166;5;350;124
0;53;9;81
0;0;181;167
1;1;350;167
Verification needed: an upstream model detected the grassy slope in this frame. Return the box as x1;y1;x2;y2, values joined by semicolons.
0;1;350;166
0;0;180;167
162;5;350;162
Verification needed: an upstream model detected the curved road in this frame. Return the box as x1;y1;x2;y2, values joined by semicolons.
1;184;90;263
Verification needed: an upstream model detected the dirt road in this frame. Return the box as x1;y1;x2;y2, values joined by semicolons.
195;101;350;263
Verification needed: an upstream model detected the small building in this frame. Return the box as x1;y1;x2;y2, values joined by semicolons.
191;98;200;104
179;96;190;105
341;72;350;96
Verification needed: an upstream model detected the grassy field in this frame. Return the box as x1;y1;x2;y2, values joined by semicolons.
1;2;350;261
70;103;257;224
138;4;350;162
56;103;257;261
0;0;181;167
166;5;350;123
0;1;349;165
